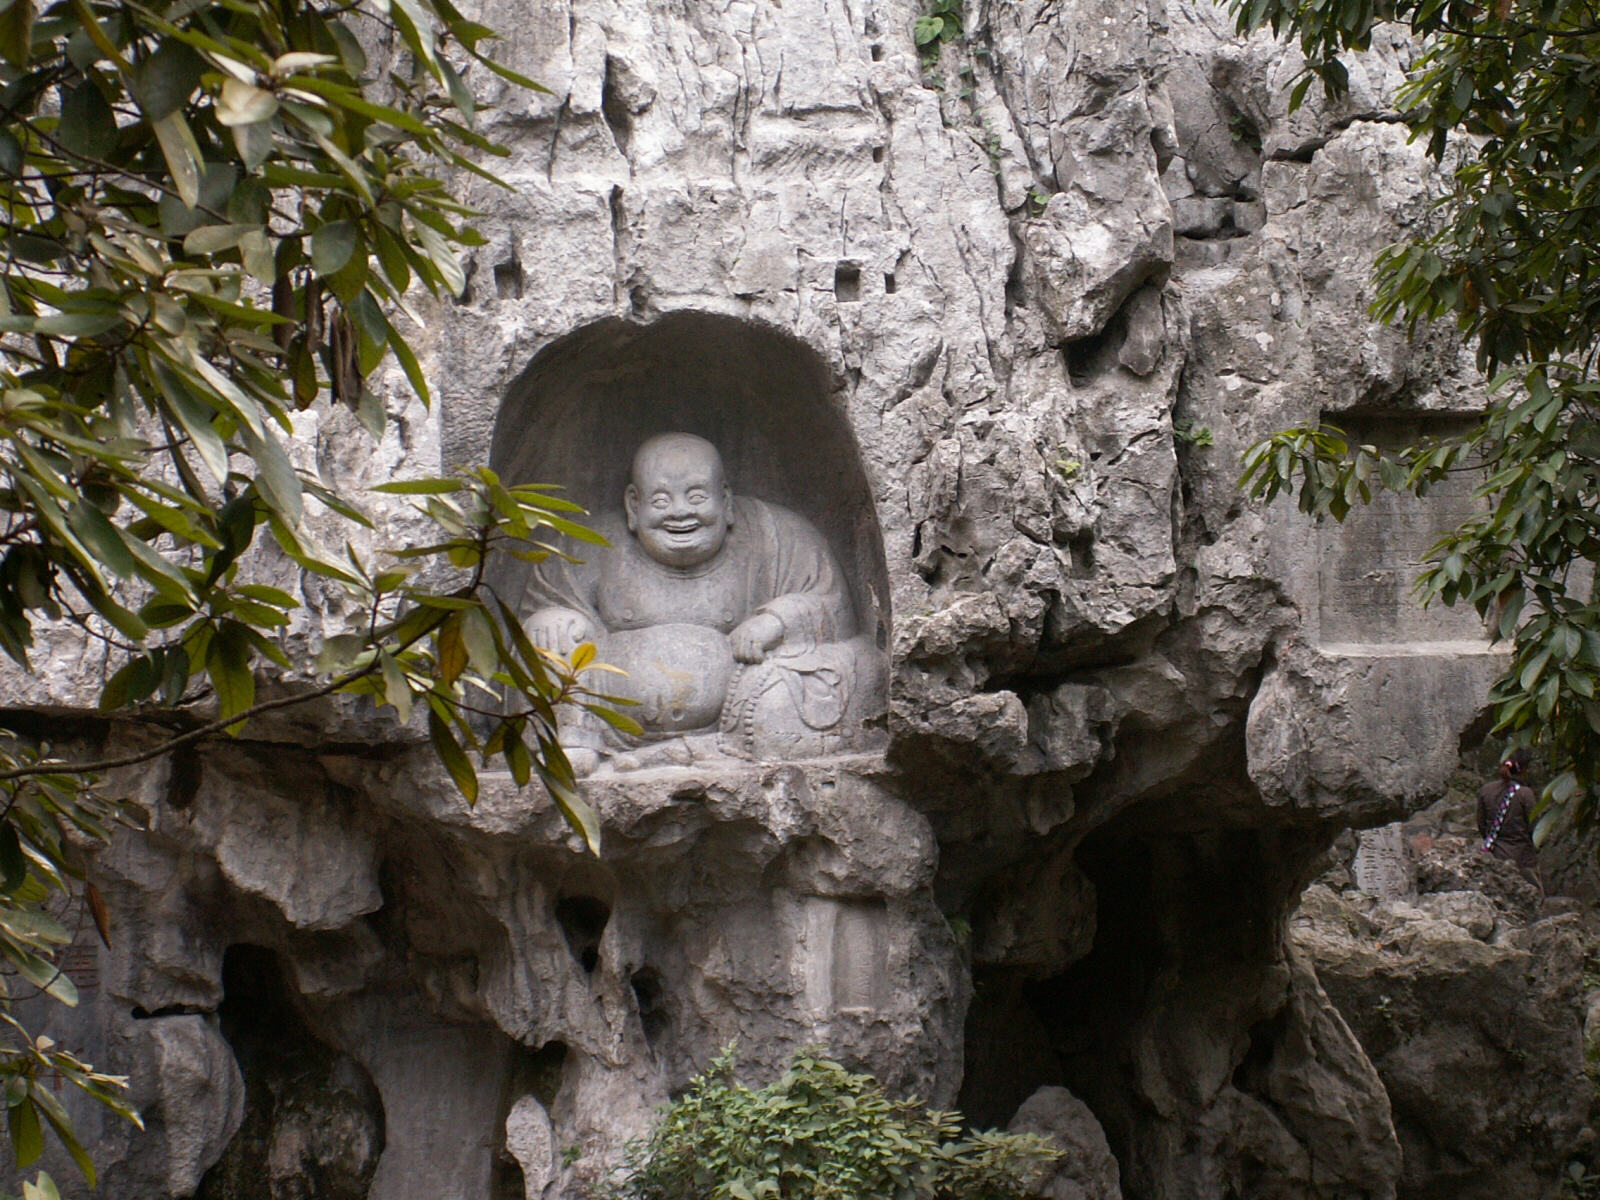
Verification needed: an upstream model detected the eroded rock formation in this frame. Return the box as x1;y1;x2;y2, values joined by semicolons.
6;1;1562;1198
1297;794;1594;1200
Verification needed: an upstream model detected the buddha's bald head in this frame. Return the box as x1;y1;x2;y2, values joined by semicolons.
625;433;733;569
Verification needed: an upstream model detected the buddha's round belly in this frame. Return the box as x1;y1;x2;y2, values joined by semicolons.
604;624;735;733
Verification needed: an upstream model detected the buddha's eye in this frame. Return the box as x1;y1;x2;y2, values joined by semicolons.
688;489;707;504
651;494;670;509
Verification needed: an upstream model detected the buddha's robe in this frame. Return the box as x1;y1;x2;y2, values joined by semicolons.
529;497;864;747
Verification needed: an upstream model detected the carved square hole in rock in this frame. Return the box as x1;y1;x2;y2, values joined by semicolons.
872;145;885;163
167;744;202;809
871;43;883;60
884;273;897;294
493;257;524;300
834;263;861;302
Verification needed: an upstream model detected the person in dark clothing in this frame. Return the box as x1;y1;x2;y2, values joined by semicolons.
1477;747;1542;891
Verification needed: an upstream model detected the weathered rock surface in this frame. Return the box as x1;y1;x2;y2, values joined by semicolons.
1296;807;1593;1200
5;0;1545;1198
1009;1086;1124;1200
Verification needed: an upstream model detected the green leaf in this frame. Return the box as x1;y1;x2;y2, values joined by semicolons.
355;384;385;438
583;702;643;737
233;118;274;171
32;310;121;337
282;75;431;135
58;82;118;160
160;644;191;705
4;944;78;1005
504;727;531;785
379;650;412;724
152;112;203;209
371;478;465;495
34;1094;96;1188
468;47;549;93
315;633;365;674
541;758;600;853
312;220;360;277
328;20;367;75
66;502;135;579
0;126;21;176
89;591;151;642
0;823;25;894
0;0;33;68
428;709;477;803
1520;648;1552;692
239;425;303;524
134;40;206;121
205;622;255;729
152;370;229;486
385;314;430;406
439;56;474;122
437;612;468;684
9;1097;43;1167
99;652;150;710
182;224;258;256
0;907;70;945
460;605;498;675
1287;73;1313;112
414;222;465;295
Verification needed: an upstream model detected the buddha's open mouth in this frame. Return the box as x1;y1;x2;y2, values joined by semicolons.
661;521;701;535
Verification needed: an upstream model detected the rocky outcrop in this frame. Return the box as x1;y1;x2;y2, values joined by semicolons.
1010;1086;1124;1200
5;0;1537;1198
1296;799;1594;1200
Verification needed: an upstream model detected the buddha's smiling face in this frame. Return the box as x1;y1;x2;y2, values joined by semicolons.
625;434;732;569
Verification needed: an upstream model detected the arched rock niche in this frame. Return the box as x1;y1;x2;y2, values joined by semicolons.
489;313;891;652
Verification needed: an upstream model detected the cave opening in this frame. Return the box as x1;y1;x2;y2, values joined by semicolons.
198;944;385;1200
631;967;668;1045
489;1041;569;1200
958;806;1333;1199
554;894;611;974
1065;325;1119;387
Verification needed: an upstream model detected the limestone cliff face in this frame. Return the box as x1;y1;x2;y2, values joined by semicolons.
8;2;1530;1198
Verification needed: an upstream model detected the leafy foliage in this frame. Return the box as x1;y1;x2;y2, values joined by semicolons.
0;0;632;1179
913;0;963;68
1232;0;1600;832
608;1047;1059;1200
0;751;136;1193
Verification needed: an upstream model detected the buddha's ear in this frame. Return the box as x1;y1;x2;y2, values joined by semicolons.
722;484;733;525
624;483;640;532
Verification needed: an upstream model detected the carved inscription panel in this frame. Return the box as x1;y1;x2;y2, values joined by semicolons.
1317;416;1488;647
800;897;888;1017
1352;823;1414;900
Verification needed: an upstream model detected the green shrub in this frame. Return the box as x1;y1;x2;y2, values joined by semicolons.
608;1047;1059;1200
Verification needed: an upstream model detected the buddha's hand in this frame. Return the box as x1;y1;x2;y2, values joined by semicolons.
525;607;597;657
730;612;784;664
